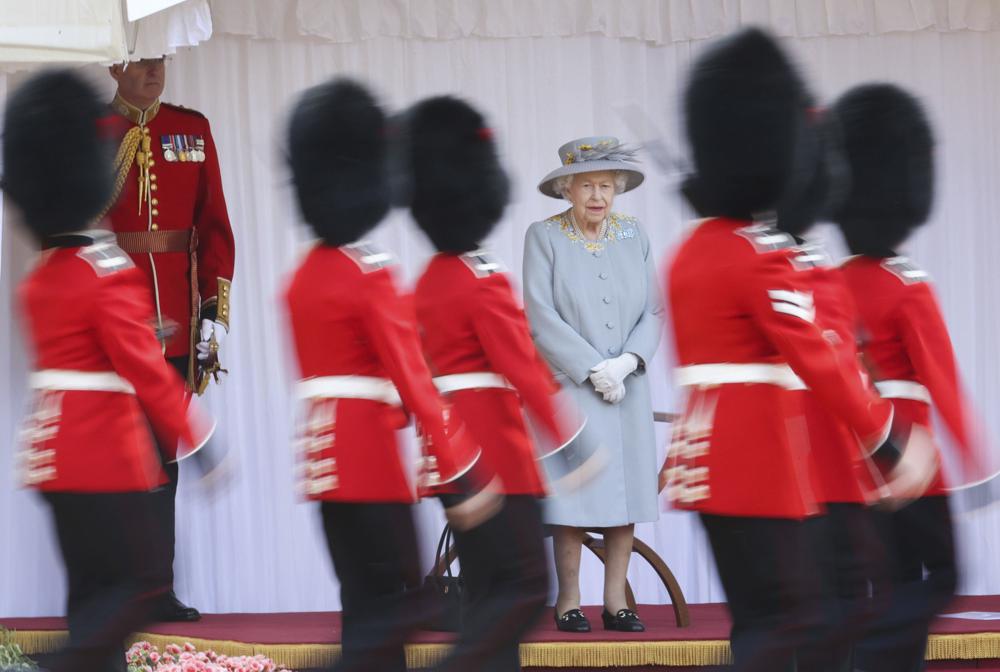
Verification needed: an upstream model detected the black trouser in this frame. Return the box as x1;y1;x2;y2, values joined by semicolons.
796;503;890;672
151;355;189;590
854;495;957;672
43;491;169;672
700;513;826;672
431;496;548;672
320;501;427;672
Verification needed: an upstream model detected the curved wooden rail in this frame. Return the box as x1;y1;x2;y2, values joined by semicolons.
431;410;690;627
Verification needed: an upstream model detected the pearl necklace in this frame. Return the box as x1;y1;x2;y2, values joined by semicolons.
569;210;609;242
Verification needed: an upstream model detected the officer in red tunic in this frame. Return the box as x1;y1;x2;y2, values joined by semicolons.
661;29;895;671
283;79;493;672
832;84;983;672
3;70;213;672
100;56;236;621
402;96;579;671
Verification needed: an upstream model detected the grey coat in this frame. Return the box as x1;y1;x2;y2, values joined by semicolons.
523;209;662;527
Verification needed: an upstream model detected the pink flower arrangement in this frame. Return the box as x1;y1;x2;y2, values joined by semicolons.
127;642;289;672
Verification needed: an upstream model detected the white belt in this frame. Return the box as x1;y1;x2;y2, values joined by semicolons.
875;380;931;404
295;376;402;406
433;372;513;394
29;370;135;394
675;363;807;391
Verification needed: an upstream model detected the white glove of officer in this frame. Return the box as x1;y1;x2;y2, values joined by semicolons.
589;353;639;395
196;318;228;362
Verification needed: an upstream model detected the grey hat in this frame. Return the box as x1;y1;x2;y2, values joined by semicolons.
537;136;644;198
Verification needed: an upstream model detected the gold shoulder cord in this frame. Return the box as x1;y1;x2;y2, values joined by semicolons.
134;130;153;214
94;96;161;222
93;127;143;222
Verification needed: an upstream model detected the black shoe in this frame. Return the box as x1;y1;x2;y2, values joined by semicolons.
602;608;645;632
554;608;591;632
157;593;201;622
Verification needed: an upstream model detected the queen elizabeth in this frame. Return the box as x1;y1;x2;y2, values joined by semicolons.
522;137;662;633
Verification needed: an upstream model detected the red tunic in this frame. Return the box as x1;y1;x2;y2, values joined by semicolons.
284;242;481;503
840;255;981;495
794;244;878;504
663;218;893;518
100;95;235;358
414;251;567;496
18;233;213;492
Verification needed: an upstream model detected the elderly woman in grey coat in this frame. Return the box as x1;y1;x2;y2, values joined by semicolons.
523;137;662;633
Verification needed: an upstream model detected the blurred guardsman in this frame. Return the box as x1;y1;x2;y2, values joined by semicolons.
4;69;213;672
283;79;495;672
833;83;985;672
404;95;583;671
773;107;892;671
661;29;901;671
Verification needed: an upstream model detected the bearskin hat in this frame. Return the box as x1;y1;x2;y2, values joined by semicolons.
287;78;390;246
682;28;813;219
398;95;510;253
1;69;113;240
775;108;850;237
831;83;934;255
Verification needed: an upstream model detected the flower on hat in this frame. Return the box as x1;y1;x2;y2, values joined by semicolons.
539;135;645;198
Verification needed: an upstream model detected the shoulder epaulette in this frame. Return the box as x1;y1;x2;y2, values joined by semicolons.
342;241;396;273
787;241;834;272
881;256;929;285
76;241;134;277
733;223;797;255
162;102;206;119
459;249;506;278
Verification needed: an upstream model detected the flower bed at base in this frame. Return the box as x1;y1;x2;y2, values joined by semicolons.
127;641;292;672
0;627;37;671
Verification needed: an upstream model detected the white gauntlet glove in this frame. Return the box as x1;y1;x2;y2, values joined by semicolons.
196;318;228;362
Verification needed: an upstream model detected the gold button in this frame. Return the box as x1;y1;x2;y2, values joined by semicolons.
151;198;159;205
152;209;159;216
148;159;155;167
150;184;158;191
150;174;157;181
151;223;159;230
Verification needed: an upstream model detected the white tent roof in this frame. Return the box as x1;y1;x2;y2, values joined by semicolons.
0;0;211;71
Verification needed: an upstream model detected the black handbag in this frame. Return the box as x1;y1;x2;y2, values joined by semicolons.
423;524;466;632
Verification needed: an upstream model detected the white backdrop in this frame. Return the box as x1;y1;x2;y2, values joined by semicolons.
2;4;1000;617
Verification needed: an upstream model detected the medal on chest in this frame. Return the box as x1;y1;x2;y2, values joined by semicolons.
161;134;206;162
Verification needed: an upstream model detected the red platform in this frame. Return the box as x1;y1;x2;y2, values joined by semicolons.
5;596;1000;669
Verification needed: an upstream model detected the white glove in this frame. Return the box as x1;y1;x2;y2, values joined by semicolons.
602;382;626;405
589;353;639;394
196;318;228;362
